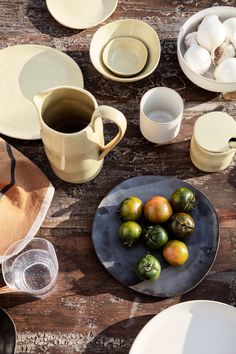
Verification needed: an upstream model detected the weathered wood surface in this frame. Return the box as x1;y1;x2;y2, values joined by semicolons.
0;0;236;353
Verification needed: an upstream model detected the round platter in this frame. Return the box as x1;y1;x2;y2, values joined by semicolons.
92;175;219;297
0;45;84;140
129;300;236;354
46;0;118;29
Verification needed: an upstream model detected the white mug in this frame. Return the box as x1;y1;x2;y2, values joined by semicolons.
140;87;184;144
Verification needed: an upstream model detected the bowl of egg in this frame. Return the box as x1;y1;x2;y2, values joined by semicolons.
177;6;236;92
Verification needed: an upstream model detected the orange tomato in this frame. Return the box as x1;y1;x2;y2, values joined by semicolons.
163;240;189;266
144;196;173;223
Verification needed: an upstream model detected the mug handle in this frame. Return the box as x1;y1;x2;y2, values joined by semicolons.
91;105;127;160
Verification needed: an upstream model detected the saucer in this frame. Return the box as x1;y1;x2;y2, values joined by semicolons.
0;45;84;140
46;0;118;29
102;37;148;77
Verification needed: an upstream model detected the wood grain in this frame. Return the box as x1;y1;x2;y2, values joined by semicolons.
0;1;235;353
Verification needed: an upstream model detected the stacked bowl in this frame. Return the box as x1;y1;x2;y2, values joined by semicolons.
90;19;161;82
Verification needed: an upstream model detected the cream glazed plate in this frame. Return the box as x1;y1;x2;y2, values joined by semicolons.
129;301;236;354
0;45;84;140
46;0;118;29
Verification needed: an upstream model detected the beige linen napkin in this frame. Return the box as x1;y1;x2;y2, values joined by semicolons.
0;138;54;262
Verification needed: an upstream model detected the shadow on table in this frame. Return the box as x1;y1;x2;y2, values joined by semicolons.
0;272;38;308
26;0;80;38
56;234;163;304
82;314;153;354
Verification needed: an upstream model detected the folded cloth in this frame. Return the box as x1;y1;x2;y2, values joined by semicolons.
0;138;54;262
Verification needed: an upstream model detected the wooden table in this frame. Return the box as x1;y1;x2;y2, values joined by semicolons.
0;1;236;353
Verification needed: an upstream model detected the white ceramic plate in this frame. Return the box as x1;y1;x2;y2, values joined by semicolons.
46;0;118;29
102;37;148;77
0;45;84;140
129;300;236;354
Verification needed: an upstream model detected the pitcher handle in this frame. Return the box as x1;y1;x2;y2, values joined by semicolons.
91;105;127;160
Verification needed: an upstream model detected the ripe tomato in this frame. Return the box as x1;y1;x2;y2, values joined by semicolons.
170;187;196;212
168;212;195;239
144;196;173;223
144;225;169;249
119;221;142;246
136;254;161;280
120;196;143;221
163;240;188;266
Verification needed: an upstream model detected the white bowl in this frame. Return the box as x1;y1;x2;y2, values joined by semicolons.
177;6;236;92
90;19;161;82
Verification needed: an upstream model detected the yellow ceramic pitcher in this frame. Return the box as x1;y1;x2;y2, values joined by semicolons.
33;86;127;183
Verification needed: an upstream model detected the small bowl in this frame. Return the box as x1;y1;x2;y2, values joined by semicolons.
177;6;236;92
102;37;148;77
90;19;161;82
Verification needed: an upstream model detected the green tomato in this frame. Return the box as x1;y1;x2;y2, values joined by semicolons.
120;196;143;221
119;221;142;246
136;254;161;280
144;225;169;249
170;187;196;212
168;212;195;239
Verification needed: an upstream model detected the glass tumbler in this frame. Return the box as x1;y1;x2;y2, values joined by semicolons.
2;237;58;297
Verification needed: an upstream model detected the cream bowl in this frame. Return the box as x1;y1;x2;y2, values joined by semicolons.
90;19;161;82
177;6;236;92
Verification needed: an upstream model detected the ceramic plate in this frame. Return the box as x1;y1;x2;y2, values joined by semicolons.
102;37;148;77
92;175;219;297
46;0;118;29
0;45;84;140
129;300;236;354
0;308;16;354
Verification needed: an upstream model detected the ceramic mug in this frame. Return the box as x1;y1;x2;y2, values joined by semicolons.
140;87;184;144
33;86;127;183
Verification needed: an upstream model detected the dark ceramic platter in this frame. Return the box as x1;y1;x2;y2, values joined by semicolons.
0;308;16;354
92;175;219;297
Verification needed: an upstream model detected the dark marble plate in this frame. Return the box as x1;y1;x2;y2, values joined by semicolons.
92;175;219;297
